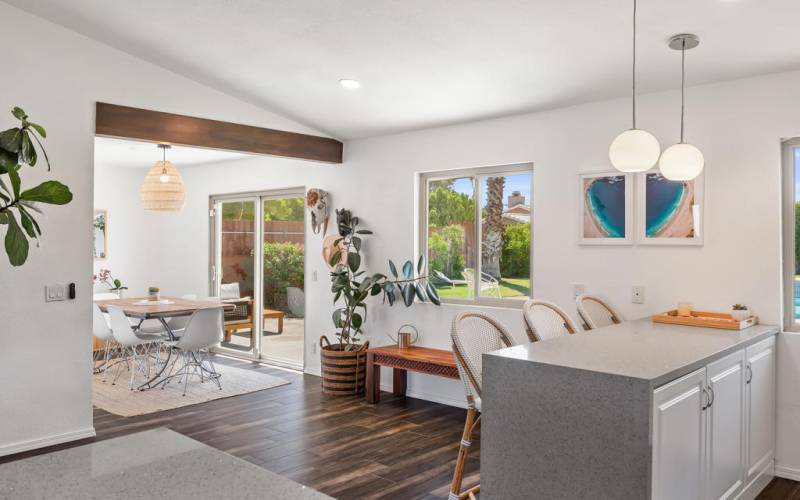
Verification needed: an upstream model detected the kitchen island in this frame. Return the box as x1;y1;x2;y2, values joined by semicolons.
482;318;778;500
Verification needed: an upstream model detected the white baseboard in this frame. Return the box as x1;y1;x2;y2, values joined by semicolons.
0;427;96;458
776;464;800;481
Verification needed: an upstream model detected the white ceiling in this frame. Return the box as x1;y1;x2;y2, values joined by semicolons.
94;137;250;169
10;0;800;139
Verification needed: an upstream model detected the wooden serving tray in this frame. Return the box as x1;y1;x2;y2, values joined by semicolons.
652;310;758;330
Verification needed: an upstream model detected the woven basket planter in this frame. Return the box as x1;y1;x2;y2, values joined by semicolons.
319;336;369;395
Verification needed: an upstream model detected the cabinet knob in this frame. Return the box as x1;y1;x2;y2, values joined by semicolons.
745;364;753;384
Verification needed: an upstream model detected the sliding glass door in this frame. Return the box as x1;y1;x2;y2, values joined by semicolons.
210;189;305;369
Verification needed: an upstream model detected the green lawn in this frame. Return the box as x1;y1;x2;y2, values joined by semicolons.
436;277;530;300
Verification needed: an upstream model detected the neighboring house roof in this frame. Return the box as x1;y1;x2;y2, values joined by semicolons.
501;204;530;224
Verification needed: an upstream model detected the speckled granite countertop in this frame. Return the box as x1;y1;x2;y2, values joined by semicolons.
487;318;778;386
0;428;331;500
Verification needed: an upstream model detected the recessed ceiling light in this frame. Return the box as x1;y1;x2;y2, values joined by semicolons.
339;78;361;89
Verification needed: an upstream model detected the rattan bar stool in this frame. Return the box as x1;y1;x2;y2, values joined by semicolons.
576;294;625;330
522;299;579;342
449;311;516;500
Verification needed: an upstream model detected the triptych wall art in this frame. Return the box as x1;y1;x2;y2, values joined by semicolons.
579;170;703;246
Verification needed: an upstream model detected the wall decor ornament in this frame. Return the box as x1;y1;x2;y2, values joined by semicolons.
93;209;107;259
305;188;330;235
637;170;704;245
579;171;633;245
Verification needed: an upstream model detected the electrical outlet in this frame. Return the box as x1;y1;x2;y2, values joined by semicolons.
632;286;645;304
572;283;585;298
45;283;68;302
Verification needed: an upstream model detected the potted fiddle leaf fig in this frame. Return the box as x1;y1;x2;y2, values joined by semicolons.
320;209;440;395
0;107;73;266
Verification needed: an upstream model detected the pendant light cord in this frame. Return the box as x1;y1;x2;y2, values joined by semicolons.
632;0;637;129
680;37;686;143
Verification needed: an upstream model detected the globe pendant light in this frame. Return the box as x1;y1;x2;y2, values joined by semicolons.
140;144;186;211
659;34;704;181
609;0;660;173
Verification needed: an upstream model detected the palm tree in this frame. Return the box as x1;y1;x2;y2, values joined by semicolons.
483;176;505;278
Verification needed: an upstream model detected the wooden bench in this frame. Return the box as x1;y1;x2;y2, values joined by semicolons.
365;345;459;403
223;309;285;345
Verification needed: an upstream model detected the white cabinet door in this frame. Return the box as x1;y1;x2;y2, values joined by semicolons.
652;368;707;500
705;350;746;500
745;336;776;483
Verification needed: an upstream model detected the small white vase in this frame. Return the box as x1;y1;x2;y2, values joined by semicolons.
731;309;749;321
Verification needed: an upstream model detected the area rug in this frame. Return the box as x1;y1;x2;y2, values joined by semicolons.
93;362;290;417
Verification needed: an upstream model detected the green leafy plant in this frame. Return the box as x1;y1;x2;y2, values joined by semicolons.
501;223;531;277
148;287;160;293
0;107;73;266
94;268;127;292
732;304;748;311
329;210;440;349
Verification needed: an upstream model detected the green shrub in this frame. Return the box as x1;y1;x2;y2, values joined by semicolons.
263;242;304;293
428;224;466;278
501;223;530;278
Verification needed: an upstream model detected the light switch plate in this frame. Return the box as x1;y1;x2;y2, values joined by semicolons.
632;286;645;304
45;283;68;302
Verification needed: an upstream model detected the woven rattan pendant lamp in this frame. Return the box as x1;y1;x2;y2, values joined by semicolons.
141;144;185;211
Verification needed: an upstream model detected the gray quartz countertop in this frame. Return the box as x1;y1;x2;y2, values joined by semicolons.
487;318;778;387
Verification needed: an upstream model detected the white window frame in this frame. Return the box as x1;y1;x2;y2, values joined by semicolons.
782;139;800;331
418;162;534;308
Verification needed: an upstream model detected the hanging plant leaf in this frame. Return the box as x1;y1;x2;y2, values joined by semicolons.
329;250;341;267
402;260;413;279
332;308;343;328
371;283;382;296
426;282;441;306
388;259;398;278
402;283;415;306
0;149;16;173
347;252;361;272
17;208;37;239
351;313;363;329
20;132;36;166
0;127;22;153
355;229;372;234
11;107;27;121
4;212;29;266
417;254;425;274
414;282;427;302
351;236;361;252
20;180;72;204
7;164;20;198
386;288;395;306
28;122;46;138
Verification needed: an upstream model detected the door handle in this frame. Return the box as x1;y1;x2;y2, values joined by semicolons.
701;387;710;411
707;385;715;408
745;364;753;384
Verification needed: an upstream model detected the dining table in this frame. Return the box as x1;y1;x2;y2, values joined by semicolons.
94;296;235;390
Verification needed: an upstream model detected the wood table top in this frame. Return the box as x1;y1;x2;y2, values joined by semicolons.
367;345;456;368
94;296;234;319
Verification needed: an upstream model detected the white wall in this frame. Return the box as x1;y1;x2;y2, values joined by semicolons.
0;1;326;457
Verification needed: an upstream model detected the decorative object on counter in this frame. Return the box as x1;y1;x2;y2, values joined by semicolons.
579;172;632;245
677;301;693;317
140;144;186;211
93;209;107;259
608;0;661;174
322;233;347;270
731;303;750;322
652;309;757;330
659;34;704;181
94;268;128;298
305;188;330;235
148;287;160;301
388;324;419;349
320;209;440;395
637;170;704;245
0;107;74;266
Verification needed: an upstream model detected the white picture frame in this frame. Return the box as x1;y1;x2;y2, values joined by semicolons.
579;171;633;245
636;170;704;246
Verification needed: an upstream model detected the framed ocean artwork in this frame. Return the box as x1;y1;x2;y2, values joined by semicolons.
579;172;633;245
637;171;704;245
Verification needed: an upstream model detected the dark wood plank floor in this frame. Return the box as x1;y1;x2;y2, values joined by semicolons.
0;355;794;499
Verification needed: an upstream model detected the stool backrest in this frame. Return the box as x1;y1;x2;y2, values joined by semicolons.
451;312;516;400
576;294;624;330
522;299;579;342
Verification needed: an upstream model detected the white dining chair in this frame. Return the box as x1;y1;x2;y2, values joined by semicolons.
576;294;625;330
92;303;116;382
107;305;166;390
522;299;580;342
163;307;224;396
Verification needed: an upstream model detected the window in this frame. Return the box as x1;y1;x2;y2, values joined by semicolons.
419;163;533;306
783;139;800;330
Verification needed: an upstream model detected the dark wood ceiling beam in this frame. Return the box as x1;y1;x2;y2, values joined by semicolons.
95;102;342;164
